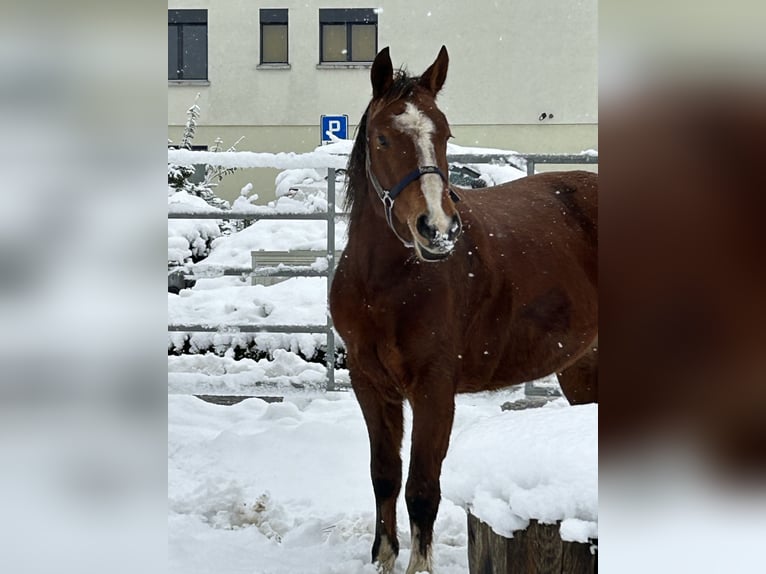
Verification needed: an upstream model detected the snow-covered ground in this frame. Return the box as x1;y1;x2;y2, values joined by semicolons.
169;386;596;574
168;142;597;572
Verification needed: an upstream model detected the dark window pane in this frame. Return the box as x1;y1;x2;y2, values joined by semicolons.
169;9;207;24
260;8;288;24
322;24;347;62
182;24;207;80
319;8;377;24
351;24;376;61
168;25;179;79
262;24;288;63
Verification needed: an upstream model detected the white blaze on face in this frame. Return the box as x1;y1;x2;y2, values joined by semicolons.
393;102;452;236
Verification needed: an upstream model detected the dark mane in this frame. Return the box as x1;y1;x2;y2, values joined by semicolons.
344;69;419;213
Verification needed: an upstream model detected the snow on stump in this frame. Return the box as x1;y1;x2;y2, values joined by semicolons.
443;402;597;574
467;514;596;574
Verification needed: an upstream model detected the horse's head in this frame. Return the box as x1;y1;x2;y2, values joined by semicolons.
364;46;462;262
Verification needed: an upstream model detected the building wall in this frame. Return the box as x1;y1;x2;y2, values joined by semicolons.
169;0;597;202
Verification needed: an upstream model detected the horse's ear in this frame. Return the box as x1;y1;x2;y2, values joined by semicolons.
371;47;393;99
419;45;449;96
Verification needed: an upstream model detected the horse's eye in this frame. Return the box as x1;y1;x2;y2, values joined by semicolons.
377;135;388;147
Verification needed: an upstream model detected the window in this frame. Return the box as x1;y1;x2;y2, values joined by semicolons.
319;9;377;64
168;10;208;81
260;9;289;65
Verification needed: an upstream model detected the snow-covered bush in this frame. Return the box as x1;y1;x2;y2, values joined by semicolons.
168;95;248;247
168;190;224;266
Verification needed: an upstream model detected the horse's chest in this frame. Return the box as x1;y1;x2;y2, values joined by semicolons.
354;299;401;338
346;282;412;331
332;279;395;340
335;298;410;384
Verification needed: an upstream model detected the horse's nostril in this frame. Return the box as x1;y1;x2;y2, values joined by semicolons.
417;215;436;240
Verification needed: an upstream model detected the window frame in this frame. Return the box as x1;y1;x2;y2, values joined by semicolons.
259;8;289;66
318;8;378;65
168;9;208;82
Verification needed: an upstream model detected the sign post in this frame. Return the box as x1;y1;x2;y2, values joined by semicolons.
320;115;348;144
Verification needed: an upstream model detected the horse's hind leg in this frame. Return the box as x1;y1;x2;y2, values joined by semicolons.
557;340;598;404
354;380;404;573
404;382;455;574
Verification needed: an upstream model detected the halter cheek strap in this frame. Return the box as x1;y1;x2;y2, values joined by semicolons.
365;148;461;248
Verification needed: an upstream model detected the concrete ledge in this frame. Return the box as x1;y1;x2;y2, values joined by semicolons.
168;80;211;86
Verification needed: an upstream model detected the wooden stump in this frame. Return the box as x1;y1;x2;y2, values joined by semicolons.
467;513;597;574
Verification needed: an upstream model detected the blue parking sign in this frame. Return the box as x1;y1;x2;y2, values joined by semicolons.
321;115;348;144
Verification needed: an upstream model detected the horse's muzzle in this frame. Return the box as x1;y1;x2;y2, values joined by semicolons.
413;214;462;261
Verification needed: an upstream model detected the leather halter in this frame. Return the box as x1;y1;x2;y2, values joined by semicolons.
365;146;461;248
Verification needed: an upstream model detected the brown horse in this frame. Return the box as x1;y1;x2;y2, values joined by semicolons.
329;46;598;574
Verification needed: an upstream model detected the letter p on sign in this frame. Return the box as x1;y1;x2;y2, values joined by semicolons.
320;115;348;144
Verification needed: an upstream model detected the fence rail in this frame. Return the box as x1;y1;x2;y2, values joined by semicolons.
168;150;597;393
168;324;328;333
168;212;332;220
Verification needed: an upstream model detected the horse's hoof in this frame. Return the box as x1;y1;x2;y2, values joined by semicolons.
374;535;397;573
405;549;432;574
375;556;396;574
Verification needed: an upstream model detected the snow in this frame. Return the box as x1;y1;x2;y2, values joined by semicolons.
168;191;223;264
275;168;327;199
167;148;347;170
169;387;595;573
169;351;334;396
442;403;598;542
200;220;347;270
169;392;382;574
168;140;532;184
169;277;330;359
171;193;336;216
168;143;597;572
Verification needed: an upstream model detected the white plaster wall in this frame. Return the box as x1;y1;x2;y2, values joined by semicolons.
169;0;597;128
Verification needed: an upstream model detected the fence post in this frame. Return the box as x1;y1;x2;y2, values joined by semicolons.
326;167;337;391
526;159;536;177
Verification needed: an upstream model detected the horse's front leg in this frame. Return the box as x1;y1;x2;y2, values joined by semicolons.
404;382;455;574
354;379;404;573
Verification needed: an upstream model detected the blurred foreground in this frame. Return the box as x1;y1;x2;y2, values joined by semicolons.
1;3;166;574
601;0;766;570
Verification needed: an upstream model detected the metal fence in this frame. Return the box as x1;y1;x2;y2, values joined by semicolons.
168;151;598;392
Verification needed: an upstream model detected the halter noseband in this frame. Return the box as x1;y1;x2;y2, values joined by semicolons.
365;147;461;248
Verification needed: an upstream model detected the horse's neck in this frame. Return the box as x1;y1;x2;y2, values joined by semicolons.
346;181;414;280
